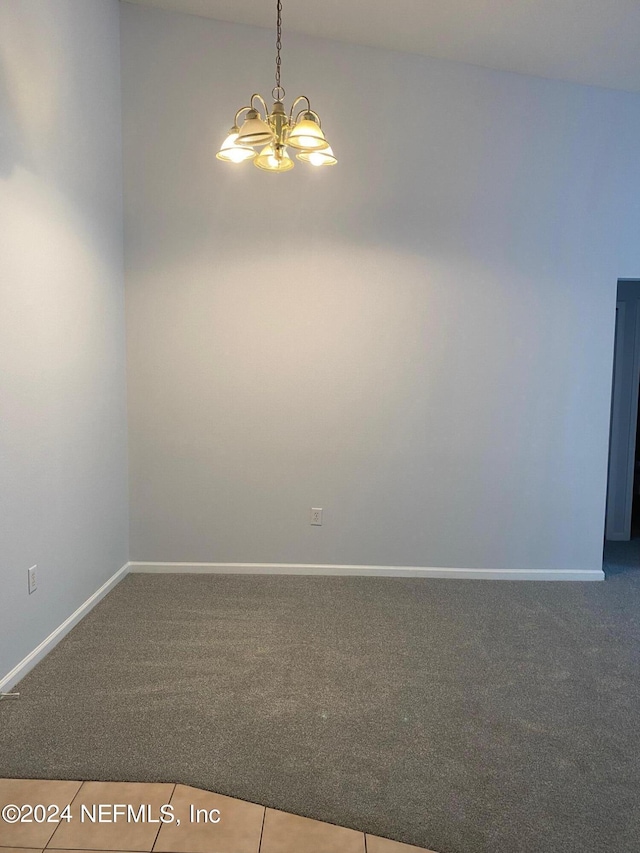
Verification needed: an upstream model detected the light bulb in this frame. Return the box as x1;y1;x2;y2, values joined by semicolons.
296;146;337;166
226;146;252;163
255;144;294;172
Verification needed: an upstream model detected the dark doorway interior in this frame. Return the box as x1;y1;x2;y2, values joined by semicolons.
632;377;640;539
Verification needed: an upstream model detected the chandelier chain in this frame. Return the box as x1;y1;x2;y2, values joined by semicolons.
217;0;336;169
274;0;284;100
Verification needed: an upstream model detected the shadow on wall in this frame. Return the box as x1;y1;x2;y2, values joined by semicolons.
0;52;24;178
0;1;68;179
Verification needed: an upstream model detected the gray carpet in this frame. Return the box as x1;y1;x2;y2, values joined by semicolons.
1;555;640;853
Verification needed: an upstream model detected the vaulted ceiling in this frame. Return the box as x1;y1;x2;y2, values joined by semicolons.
124;0;640;93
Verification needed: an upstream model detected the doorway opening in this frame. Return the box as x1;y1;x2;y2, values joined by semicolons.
604;280;640;575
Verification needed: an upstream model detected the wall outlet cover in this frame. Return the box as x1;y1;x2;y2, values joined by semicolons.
27;565;37;595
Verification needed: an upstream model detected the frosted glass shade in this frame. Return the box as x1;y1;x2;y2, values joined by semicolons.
236;111;274;146
216;130;257;163
255;144;294;172
287;117;328;151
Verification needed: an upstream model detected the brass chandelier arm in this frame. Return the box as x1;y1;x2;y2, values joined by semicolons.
288;95;311;124
250;93;270;117
292;107;322;127
234;105;253;127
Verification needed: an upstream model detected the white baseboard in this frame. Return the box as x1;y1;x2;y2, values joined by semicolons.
129;561;604;582
0;558;603;692
0;561;130;694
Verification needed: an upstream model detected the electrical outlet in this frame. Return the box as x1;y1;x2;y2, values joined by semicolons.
27;565;37;595
311;507;323;526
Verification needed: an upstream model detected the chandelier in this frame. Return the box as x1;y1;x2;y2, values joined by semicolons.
216;0;337;172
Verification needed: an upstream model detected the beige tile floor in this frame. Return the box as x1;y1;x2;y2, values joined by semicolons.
0;779;438;853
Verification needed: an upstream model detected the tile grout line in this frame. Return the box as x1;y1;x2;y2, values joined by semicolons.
257;803;267;852
43;780;175;853
0;780;433;853
44;778;85;850
151;782;176;852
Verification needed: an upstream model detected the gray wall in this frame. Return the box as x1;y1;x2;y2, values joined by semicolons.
0;0;128;678
122;4;640;571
